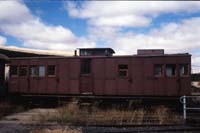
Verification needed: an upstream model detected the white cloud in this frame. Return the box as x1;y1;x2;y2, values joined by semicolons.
108;17;200;55
88;26;121;41
0;0;32;24
88;15;151;27
0;35;6;45
65;1;200;28
192;56;200;73
0;0;95;52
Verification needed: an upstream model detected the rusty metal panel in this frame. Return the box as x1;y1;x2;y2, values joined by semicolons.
69;59;80;94
37;59;48;94
69;59;80;79
69;80;79;94
131;58;144;95
105;58;117;95
93;59;105;79
94;79;104;95
154;79;165;96
80;76;93;93
180;78;191;95
143;58;154;95
105;79;116;95
29;59;38;93
57;59;69;94
9;60;19;93
8;54;191;97
9;78;18;93
93;59;105;95
105;58;116;78
18;60;29;93
46;59;57;94
37;77;46;94
116;58;130;95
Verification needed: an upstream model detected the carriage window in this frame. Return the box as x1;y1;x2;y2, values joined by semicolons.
154;64;163;77
19;66;27;76
118;64;128;77
10;66;18;76
179;64;189;76
47;65;55;76
30;66;37;77
166;64;176;77
39;66;45;77
81;59;91;74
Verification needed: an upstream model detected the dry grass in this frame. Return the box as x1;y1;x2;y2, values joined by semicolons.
154;106;183;124
31;127;82;133
0;102;25;119
34;102;183;126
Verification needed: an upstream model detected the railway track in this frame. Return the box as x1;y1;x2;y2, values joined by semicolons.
1;123;200;133
80;125;200;133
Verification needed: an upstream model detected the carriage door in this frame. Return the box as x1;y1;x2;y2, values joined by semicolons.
80;59;93;94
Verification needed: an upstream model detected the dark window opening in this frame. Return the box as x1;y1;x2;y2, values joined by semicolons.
10;66;18;76
19;66;27;76
30;66;38;77
118;64;128;77
166;64;176;77
179;64;189;76
81;59;91;74
118;64;128;69
154;64;163;77
47;65;56;76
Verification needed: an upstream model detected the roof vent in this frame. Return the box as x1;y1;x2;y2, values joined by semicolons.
137;49;164;56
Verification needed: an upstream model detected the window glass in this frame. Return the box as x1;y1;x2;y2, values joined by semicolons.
30;66;37;76
39;66;45;77
47;65;55;76
81;59;91;74
118;64;128;77
10;66;18;76
179;64;188;76
154;64;163;77
166;64;176;77
19;66;27;76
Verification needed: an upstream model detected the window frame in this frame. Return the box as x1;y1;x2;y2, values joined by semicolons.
39;65;46;77
19;65;28;77
166;64;176;77
47;65;56;77
29;65;38;77
118;64;129;78
154;64;164;77
10;65;18;77
81;59;91;75
179;64;189;77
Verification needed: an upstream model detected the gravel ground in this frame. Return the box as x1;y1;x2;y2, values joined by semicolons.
0;123;200;133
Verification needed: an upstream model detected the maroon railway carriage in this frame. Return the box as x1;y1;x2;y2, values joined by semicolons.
8;48;191;97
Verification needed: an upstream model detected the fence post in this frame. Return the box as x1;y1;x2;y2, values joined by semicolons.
183;95;187;120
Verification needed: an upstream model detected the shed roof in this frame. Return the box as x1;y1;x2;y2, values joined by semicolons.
0;46;72;58
0;53;9;60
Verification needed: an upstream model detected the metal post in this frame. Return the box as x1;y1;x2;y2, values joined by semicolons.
183;95;187;120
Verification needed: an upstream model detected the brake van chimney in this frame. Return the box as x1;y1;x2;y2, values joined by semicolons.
74;50;77;56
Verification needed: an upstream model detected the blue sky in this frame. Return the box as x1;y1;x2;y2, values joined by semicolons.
0;1;200;72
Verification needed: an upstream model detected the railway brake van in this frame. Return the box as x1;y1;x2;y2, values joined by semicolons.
8;48;191;97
